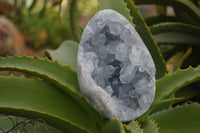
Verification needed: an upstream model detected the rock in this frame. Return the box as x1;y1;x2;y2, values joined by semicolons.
77;9;156;122
0;16;25;56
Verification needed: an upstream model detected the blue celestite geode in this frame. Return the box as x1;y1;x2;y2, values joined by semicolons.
77;9;156;122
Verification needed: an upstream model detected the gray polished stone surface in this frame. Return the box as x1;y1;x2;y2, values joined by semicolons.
77;9;156;122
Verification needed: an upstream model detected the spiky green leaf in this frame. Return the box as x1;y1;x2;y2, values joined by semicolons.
149;104;200;133
150;23;200;35
150;23;200;45
153;32;200;45
0;56;105;132
155;66;200;103
45;40;78;71
125;120;143;133
167;47;192;73
0;76;105;133
101;118;126;133
0;56;80;93
141;119;159;133
138;66;200;119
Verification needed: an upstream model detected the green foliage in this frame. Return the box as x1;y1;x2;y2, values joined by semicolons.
45;40;78;71
0;0;200;132
145;16;176;26
134;0;200;21
0;56;80;93
149;104;200;133
19;8;70;48
135;0;200;68
167;48;192;73
126;120;143;133
137;66;200;119
0;75;105;133
101;118;126;133
4;0;73;49
155;66;200;104
68;0;81;42
150;23;200;45
141;119;159;133
0;116;63;133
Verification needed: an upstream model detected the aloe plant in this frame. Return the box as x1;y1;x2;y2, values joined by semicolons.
0;0;200;132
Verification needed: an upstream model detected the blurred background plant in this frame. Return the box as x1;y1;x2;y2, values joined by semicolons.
0;0;98;50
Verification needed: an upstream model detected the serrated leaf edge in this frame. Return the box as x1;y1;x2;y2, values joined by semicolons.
161;66;200;100
0;75;91;133
146;119;159;133
149;103;200;118
0;55;81;95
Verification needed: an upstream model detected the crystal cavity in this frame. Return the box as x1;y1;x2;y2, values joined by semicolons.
77;9;156;122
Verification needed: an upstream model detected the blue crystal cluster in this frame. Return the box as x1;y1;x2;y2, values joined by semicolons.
77;9;156;122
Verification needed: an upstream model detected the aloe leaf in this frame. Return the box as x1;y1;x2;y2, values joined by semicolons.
101;118;126;133
45;40;78;71
167;51;185;73
0;56;80;93
138;97;183;121
149;104;200;133
145;16;176;26
150;22;200;35
167;47;192;73
124;0;167;79
0;116;63;133
0;76;105;133
174;7;200;26
150;22;200;45
154;97;184;107
155;66;200;103
141;119;159;133
125;120;143;133
138;66;200;119
134;0;200;21
153;32;200;45
0;56;105;130
124;126;133;133
98;0;134;26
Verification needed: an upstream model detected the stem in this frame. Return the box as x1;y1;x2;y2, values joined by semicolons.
69;0;80;42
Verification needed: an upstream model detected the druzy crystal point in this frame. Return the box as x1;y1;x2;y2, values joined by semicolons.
77;9;156;122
